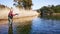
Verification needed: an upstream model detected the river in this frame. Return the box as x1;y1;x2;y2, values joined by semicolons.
0;16;60;34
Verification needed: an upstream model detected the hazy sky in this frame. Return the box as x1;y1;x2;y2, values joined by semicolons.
0;0;60;10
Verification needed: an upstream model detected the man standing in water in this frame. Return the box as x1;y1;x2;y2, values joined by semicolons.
8;7;18;24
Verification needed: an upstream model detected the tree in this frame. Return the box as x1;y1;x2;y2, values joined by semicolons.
14;0;32;9
0;4;5;8
37;5;60;16
54;5;60;13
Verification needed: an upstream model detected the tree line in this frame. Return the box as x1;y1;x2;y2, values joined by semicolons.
37;5;60;13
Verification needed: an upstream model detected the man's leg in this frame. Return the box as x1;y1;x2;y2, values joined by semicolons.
8;17;12;24
10;18;13;24
8;17;11;26
10;19;12;24
8;17;10;23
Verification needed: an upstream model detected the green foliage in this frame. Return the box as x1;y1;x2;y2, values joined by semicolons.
14;0;32;9
37;5;60;13
54;5;60;13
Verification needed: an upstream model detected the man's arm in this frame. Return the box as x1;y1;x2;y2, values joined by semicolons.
12;13;18;16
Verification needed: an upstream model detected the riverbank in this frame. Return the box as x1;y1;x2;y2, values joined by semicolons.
0;7;39;20
0;15;38;23
40;13;60;16
53;13;60;16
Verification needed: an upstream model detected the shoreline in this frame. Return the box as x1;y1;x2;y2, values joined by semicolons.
52;13;60;16
0;15;38;21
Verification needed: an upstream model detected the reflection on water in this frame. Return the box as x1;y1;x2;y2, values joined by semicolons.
16;22;31;34
8;23;13;34
0;16;60;34
30;16;60;34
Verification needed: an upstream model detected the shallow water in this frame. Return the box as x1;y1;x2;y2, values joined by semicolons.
0;17;60;34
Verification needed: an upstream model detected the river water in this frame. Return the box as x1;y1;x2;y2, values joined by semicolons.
0;16;60;34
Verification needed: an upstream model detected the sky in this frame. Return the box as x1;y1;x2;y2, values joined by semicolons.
0;0;60;10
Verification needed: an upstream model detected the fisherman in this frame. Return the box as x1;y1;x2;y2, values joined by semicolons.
8;7;18;24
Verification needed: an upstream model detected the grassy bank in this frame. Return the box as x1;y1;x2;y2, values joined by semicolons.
53;13;60;16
